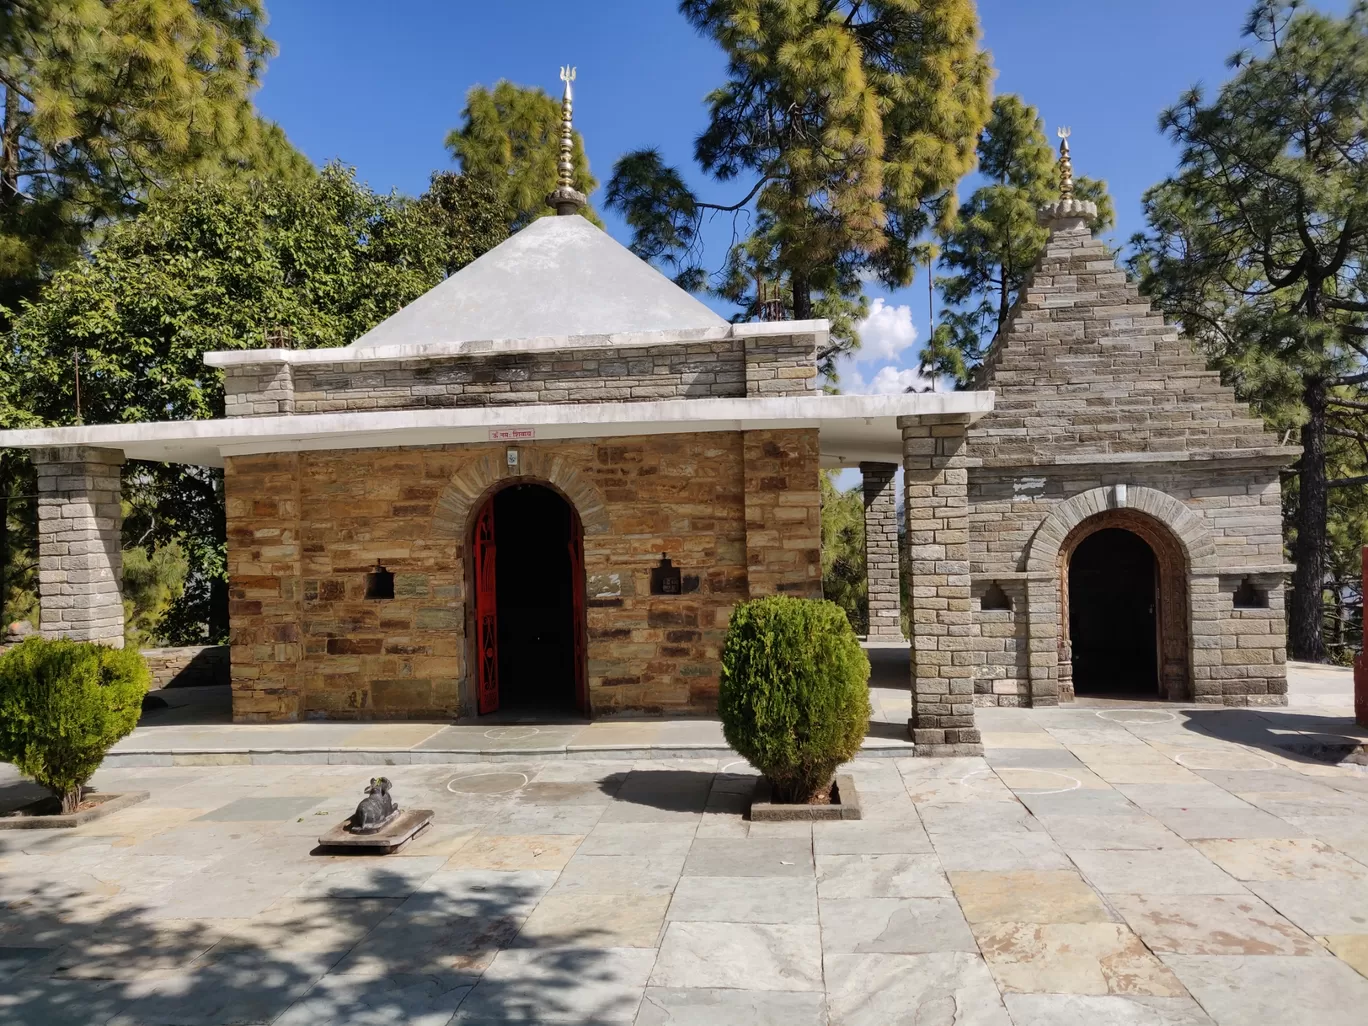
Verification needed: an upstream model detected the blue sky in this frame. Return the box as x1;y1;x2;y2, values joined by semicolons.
255;0;1346;397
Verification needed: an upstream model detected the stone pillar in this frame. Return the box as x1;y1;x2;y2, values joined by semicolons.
860;462;902;640
33;446;126;647
899;416;981;756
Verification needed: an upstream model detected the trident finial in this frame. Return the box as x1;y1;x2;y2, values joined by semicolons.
557;67;576;191
546;67;587;215
1056;126;1074;201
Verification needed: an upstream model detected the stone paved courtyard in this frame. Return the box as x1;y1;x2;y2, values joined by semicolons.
3;683;1368;1024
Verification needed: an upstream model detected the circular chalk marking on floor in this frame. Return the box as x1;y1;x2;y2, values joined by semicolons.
482;726;541;742
1094;709;1178;725
446;771;529;795
1173;748;1274;771
720;760;755;775
993;767;1083;795
957;768;1011;793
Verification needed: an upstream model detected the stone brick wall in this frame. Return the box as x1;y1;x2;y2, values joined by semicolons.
225;428;821;722
860;462;902;640
140;645;230;689
222;330;818;417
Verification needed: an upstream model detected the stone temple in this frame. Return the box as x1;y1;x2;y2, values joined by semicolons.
0;97;1297;754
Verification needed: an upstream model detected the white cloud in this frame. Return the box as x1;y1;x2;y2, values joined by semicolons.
856;298;918;361
868;365;933;394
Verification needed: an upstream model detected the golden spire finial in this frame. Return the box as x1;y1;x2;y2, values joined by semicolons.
546;66;587;215
557;66;576;190
1057;126;1074;201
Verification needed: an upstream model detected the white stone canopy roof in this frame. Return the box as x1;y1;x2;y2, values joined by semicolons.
347;214;728;348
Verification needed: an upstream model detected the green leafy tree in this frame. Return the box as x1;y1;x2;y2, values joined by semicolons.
0;0;309;315
447;80;601;230
606;0;991;380
925;95;1114;384
820;472;867;633
1130;0;1368;661
1;166;510;641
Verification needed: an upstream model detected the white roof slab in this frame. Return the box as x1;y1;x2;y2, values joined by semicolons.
0;392;994;469
346;214;728;348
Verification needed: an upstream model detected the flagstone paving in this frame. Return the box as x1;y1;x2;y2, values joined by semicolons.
2;688;1368;1022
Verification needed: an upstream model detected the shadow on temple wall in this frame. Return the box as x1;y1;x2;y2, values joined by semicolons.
0;861;624;1024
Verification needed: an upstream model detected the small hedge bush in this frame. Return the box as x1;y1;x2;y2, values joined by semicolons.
719;596;870;803
0;637;149;813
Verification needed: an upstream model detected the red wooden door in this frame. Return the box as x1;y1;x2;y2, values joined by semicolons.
568;515;588;715
474;500;499;715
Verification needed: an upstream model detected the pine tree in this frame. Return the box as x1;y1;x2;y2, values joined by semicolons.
0;0;308;315
604;0;991;376
447;80;601;230
925;95;1113;384
1131;0;1368;661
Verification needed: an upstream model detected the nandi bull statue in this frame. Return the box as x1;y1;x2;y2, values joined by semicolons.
348;776;400;835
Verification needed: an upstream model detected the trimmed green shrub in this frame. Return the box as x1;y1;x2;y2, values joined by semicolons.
719;596;871;803
0;638;149;813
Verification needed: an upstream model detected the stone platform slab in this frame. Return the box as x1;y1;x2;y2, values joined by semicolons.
3;686;1368;1025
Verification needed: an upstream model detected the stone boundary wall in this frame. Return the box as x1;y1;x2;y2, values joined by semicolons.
223;332;818;417
140;645;230;690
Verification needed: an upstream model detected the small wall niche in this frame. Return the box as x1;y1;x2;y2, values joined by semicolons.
980;581;1012;612
650;554;682;595
1232;577;1268;609
365;564;395;600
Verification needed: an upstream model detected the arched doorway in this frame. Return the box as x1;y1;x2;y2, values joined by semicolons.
1058;509;1190;701
471;483;587;716
1068;528;1158;695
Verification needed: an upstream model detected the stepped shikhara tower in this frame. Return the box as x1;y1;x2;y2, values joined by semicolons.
965;130;1298;708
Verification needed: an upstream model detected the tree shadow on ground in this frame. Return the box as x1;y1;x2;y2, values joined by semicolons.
1179;706;1368;766
0;859;633;1024
596;769;721;812
0;773;48;815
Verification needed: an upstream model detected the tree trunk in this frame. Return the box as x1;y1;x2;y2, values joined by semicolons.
0;82;19;212
791;271;812;320
0;463;9;627
1290;376;1329;661
59;786;82;815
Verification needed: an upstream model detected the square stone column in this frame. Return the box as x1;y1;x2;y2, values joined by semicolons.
859;462;902;640
899;416;981;756
33;446;126;647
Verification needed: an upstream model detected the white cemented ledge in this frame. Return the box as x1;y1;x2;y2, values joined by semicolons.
0;390;994;468
202;319;832;369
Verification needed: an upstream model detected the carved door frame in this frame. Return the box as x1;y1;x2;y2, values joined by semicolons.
473;499;499;715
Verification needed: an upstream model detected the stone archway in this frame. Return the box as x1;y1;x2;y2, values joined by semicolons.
1021;486;1216;704
432;447;611;538
431;448;608;718
1057;509;1190;700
